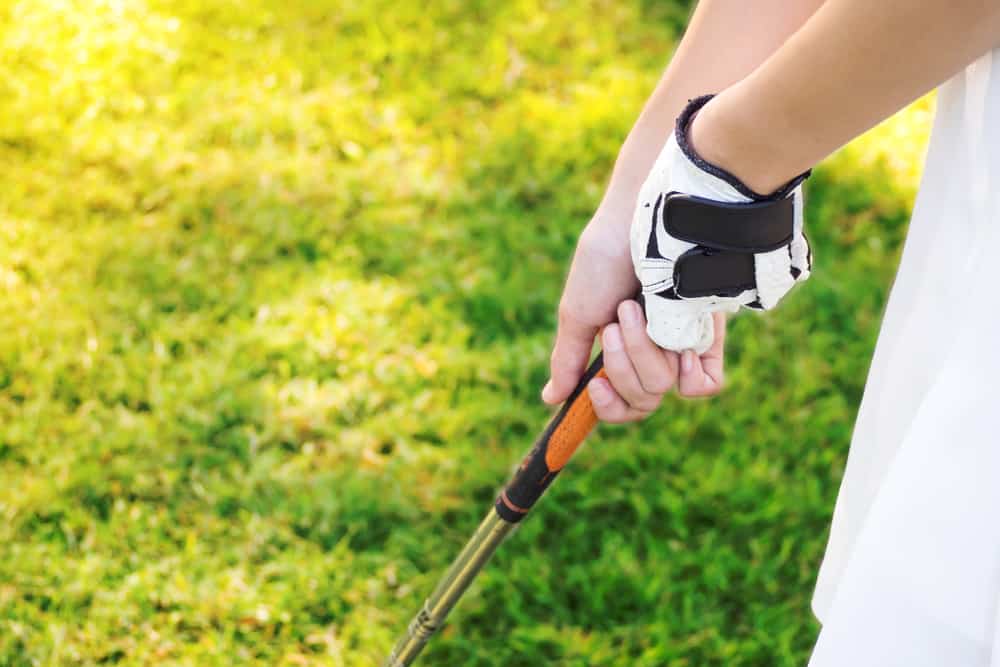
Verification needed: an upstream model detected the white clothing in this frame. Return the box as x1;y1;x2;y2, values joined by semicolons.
810;50;1000;666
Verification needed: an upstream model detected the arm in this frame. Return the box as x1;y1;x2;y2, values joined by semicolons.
691;0;1000;195
547;0;827;422
597;0;828;216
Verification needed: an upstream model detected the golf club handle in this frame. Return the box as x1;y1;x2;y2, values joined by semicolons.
494;353;605;522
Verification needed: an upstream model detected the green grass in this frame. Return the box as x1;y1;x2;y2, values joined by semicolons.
0;1;931;665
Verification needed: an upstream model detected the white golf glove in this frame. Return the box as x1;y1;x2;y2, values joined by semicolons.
629;95;811;354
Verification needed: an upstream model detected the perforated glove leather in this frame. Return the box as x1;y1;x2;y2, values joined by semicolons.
629;95;811;354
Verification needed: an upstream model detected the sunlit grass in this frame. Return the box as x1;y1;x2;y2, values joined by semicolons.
0;1;931;665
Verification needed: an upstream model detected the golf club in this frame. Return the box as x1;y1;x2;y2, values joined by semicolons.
384;352;607;666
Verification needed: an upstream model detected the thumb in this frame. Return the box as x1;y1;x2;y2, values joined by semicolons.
543;309;598;405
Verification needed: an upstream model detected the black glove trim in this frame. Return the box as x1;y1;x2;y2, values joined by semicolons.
663;192;795;253
675;95;810;202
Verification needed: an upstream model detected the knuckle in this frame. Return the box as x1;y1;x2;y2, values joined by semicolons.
624;408;652;423
682;383;720;399
623;390;660;411
642;376;673;395
595;404;623;424
613;381;648;410
678;384;704;399
635;396;662;412
621;391;646;409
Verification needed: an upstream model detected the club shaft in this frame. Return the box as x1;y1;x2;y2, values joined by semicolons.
383;511;515;666
384;355;606;666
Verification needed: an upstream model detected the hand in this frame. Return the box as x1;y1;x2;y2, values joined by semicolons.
543;217;726;424
588;305;726;423
630;95;811;354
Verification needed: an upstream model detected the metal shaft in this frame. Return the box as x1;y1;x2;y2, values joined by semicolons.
384;355;607;666
384;511;516;666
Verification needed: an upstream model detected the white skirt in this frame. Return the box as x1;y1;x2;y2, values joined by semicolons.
809;50;1000;666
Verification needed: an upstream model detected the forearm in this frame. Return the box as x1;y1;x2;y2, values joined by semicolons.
595;0;826;224
692;0;1000;195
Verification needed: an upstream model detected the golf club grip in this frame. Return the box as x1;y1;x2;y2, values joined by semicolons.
494;354;605;522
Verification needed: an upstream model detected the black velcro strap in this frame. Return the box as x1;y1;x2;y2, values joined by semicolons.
673;247;755;298
664;193;794;252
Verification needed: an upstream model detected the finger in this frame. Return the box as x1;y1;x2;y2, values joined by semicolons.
699;311;726;387
678;312;726;398
602;324;662;412
587;376;650;424
617;300;679;394
678;350;719;398
544;307;598;405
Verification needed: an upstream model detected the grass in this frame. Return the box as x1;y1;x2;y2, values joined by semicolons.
0;1;932;665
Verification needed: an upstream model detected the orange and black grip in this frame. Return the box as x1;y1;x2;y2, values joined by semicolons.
494;354;606;523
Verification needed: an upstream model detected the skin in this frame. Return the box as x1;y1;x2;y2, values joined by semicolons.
550;0;1000;423
692;0;1000;195
544;0;827;422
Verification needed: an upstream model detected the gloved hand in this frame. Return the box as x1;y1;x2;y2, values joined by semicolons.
629;95;811;354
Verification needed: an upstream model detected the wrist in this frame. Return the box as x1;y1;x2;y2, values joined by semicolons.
581;215;631;259
591;179;649;239
687;93;802;198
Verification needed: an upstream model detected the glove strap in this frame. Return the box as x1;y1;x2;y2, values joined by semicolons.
647;94;812;303
673;247;757;299
649;192;797;300
665;193;794;252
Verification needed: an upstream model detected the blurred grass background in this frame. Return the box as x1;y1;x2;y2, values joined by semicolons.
0;1;932;665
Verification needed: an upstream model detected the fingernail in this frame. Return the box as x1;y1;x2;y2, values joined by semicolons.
603;326;623;353
681;350;694;373
619;301;639;327
589;379;612;406
541;380;554;403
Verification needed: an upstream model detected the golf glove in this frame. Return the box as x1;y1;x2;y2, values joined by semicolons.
629;95;811;354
